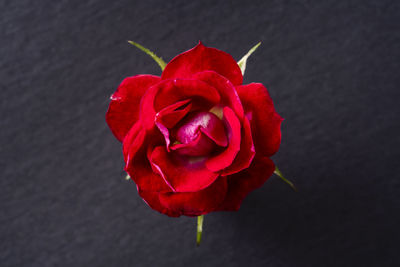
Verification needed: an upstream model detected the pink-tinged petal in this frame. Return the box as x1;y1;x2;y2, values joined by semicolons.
162;42;243;86
206;107;241;172
153;79;220;111
138;190;180;217
150;146;219;193
215;157;275;211
175;111;227;148
159;176;228;216
236;83;283;156
170;132;215;156
123;128;172;192
221;116;255;176
155;122;171;150
193;71;244;120
106;75;161;141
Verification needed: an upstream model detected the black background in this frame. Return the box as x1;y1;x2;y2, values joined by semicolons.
1;0;400;266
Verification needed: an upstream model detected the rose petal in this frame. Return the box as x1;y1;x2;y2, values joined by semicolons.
150;146;219;192
175;111;227;147
139;79;220;130
236;83;283;157
106;75;161;141
170;132;215;156
220;116;255;176
122;121;145;167
206;107;241;172
162;42;243;86
215;157;275;211
153;79;220;111
155;99;193;150
193;71;244;120
159;176;228;216
156;99;192;128
123;127;171;192
138;190;180;217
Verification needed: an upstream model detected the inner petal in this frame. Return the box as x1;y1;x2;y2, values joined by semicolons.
176;111;227;146
155;99;193;150
171;111;228;157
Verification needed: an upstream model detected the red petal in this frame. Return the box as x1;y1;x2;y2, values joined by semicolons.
193;71;244;120
155;99;193;150
174;111;227;148
215;157;275;211
122;121;145;166
206;107;241;172
139;79;220;130
156;99;192;128
123;128;172;192
106;75;161;141
150;146;219;192
221;116;255;176
170;132;215;156
138;190;180;217
159;176;228;216
236;83;283;156
162;42;243;86
154;79;220;111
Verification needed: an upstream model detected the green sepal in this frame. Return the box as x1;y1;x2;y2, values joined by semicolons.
196;215;204;246
128;41;167;71
274;166;297;192
237;42;261;75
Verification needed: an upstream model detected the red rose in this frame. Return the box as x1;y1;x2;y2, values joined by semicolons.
106;42;283;217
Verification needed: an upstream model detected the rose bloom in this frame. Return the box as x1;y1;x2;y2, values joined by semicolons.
106;43;282;217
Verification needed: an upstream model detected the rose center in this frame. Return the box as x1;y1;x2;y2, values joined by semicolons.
173;111;226;156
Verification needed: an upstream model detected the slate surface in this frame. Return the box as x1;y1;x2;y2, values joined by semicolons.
1;0;399;266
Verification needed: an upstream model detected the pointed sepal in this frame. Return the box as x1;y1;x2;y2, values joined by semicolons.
128;41;167;71
274;166;297;192
237;42;261;75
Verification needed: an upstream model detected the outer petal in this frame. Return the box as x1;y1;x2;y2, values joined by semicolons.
193;71;244;120
150;146;219;192
220;116;255;176
215;157;275;211
162;42;243;86
236;83;283;156
159;176;228;216
122;122;145;166
123;127;171;192
206;107;241;172
138;190;180;217
106;75;161;141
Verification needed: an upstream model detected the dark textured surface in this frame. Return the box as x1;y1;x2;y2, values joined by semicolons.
1;0;400;266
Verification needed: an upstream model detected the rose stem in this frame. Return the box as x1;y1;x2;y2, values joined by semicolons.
196;215;204;246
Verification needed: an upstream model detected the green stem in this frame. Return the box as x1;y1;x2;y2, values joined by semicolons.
274;166;297;192
196;215;204;246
